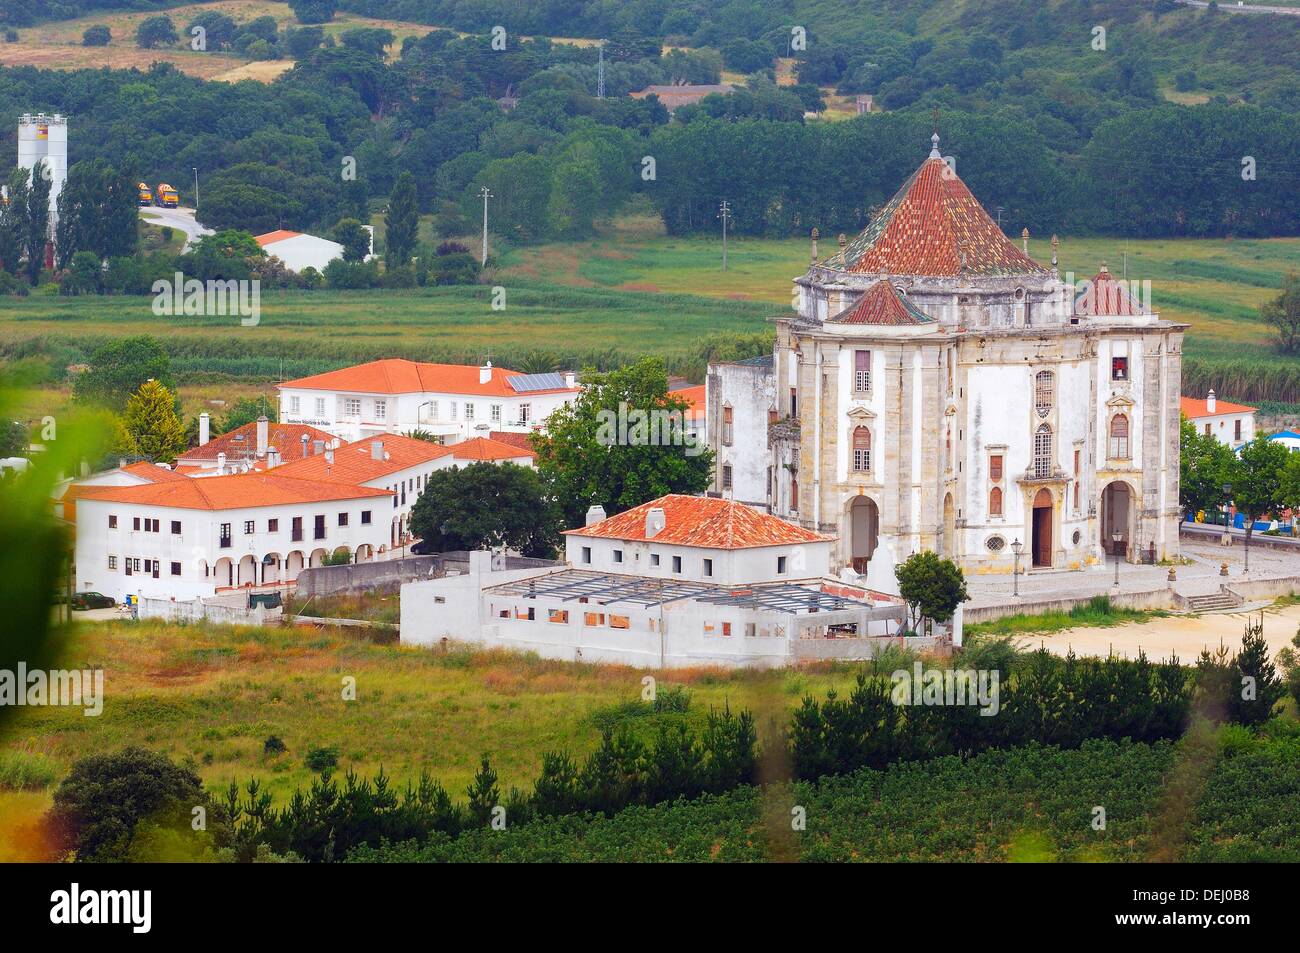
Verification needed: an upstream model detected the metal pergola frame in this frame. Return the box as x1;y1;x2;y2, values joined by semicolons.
692;584;874;613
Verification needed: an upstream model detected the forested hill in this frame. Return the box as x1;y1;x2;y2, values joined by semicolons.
1;0;1298;243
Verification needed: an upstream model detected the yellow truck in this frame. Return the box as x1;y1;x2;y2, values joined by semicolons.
138;182;153;206
155;183;178;208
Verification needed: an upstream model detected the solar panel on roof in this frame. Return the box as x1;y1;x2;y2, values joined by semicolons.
508;372;567;393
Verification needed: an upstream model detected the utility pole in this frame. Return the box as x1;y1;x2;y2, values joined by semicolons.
479;186;492;266
192;167;199;214
597;39;606;99
718;200;731;271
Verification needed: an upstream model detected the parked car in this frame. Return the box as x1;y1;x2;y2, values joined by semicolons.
71;591;115;610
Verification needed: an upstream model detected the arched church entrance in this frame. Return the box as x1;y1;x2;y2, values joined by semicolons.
1031;487;1053;568
849;496;879;574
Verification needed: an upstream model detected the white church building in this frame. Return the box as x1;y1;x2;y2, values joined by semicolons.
709;135;1186;592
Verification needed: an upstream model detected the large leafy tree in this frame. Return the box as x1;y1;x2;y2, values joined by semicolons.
1223;435;1290;547
73;336;174;411
135;15;177;49
894;551;969;633
384;172;419;268
22;162;51;283
0;168;27;276
1261;272;1300;354
1179;416;1236;521
120;379;188;463
408;462;561;558
289;0;338;25
533;357;714;529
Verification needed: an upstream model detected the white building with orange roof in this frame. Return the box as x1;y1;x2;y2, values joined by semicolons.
400;494;911;669
277;358;581;443
254;229;346;273
72;472;393;602
710;134;1186;591
1181;391;1256;449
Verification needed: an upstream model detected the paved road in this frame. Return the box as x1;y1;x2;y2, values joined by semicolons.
1173;0;1300;15
138;205;213;251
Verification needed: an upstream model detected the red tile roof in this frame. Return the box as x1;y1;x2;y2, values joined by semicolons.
487;431;537;452
564;494;832;549
1181;397;1257;418
74;473;390;511
179;422;335;465
674;384;706;421
120;461;190;483
255;230;302;246
275;433;454;484
1074;263;1144;316
828;155;1047;278
451;436;536;462
831;280;935;326
277;359;578;397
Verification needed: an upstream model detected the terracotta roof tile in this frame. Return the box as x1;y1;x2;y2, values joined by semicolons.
73;473;391;511
1074;264;1145;316
1181;397;1256;418
274;433;454;484
826;157;1047;278
564;494;832;549
487;431;537;452
120;461;190;482
451;437;536;462
674;384;706;420
277;359;578;397
179;422;335;465
255;230;303;246
830;280;935;326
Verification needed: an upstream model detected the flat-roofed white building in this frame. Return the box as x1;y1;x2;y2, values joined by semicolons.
277;359;581;443
254;230;345;273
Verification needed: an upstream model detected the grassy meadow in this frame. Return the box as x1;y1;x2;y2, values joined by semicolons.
0;618;860;860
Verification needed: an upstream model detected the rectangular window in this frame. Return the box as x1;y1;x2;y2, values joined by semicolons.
147;518;160;533
1073;448;1080;476
314;515;326;540
244;520;255;535
790;387;797;418
1073;480;1080;512
722;622;732;637
777;555;787;574
519;404;531;425
703;558;713;577
374;400;386;420
1112;356;1129;381
170;562;181;576
1205;423;1212;436
548;609;568;624
361;511;371;525
613;549;623;564
989;454;1003;482
854;349;871;393
464;403;474;421
171;520;181;535
219;523;232;548
766;466;773;498
745;623;757;638
584;612;605;626
315;397;326;417
672;555;682;573
722;464;733;490
108;555;117;570
609;615;630;629
133;517;140;531
450;402;457;420
268;519;278;533
1234;419;1242;441
790;476;798;511
289;396;301;415
722;406;734;446
292;517;303;542
581;546;592;564
491;404;502;422
650;553;660;567
109;515;117;529
344;398;361;417
338;512;348;527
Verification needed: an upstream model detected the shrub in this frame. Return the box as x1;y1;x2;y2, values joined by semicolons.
304;745;339;774
0;749;58;790
82;25;111;47
263;735;287;755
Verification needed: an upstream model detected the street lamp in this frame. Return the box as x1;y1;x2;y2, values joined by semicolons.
1222;481;1234;549
1111;531;1123;587
1011;538;1023;597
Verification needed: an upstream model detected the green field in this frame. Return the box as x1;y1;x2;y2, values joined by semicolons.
0;618;851;860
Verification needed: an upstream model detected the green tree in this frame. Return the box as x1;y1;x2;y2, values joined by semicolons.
1223;435;1290;551
409;462;561;558
61;250;101;295
0;168;30;276
82;25;110;47
894;551;969;633
384;172;418;268
120;380;188;462
289;0;338;25
0;418;26;457
1230;615;1285;726
73;336;173;411
46;747;219;862
332;218;371;262
465;756;500;828
180;230;264;282
1180;416;1235;522
135;15;178;49
220;395;278;432
1261;272;1300;355
533;357;714;529
23;162;51;283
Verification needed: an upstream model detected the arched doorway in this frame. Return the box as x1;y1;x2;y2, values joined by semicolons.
285;551;305;581
262;553;282;585
941;493;955;557
214;557;234;588
237;554;257;587
1031;487;1053;568
849;496;878;574
1101;481;1133;559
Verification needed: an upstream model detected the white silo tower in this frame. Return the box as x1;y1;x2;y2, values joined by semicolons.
16;112;68;229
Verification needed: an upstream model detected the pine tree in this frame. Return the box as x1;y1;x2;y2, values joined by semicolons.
384;171;418;269
464;756;500;828
1231;615;1285;725
121;380;188;463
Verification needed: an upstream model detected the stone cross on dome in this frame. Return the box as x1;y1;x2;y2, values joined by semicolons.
930;107;941;158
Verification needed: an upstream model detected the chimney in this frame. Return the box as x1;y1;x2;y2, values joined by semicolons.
312;439;325;456
371;440;384;461
325;449;334;465
479;360;492;385
564;371;576;388
256;415;269;456
199;412;210;447
645;507;666;539
266;447;281;470
1207;390;1216;414
216;452;226;475
585;504;606;527
301;433;309;459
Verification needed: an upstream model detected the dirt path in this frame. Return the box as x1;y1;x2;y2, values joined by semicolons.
1013;603;1300;660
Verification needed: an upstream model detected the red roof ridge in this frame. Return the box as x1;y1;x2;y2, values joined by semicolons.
564;493;832;549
